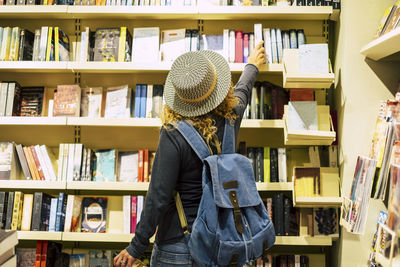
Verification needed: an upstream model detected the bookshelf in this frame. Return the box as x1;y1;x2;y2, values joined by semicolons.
0;6;69;19
293;196;343;208
17;231;62;241
66;181;149;192
0;117;67;126
62;232;134;243
0;180;66;190
360;27;400;61
0;62;68;73
274;236;332;246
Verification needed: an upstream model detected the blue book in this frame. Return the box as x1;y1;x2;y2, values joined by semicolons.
94;149;116;182
55;192;67;232
134;84;141;118
48;198;58;232
140;84;147;118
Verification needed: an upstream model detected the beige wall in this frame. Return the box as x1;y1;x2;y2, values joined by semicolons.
334;0;400;266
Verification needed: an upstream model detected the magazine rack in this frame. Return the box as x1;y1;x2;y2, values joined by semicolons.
339;196;354;233
282;48;335;89
375;223;400;267
283;105;336;146
292;167;342;207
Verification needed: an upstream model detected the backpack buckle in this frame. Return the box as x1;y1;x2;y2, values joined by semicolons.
229;191;243;234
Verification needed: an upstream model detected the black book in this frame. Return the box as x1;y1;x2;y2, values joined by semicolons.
55;252;70;267
55;192;67;232
306;0;315;5
151;85;164;119
4;192;14;230
287;255;295;266
247;147;256;179
283;197;291;236
283;197;299;236
31;192;52;231
270;148;279;182
18;29;34;61
19;87;45;117
324;0;332;6
316;0;323;5
273;193;284;236
45;241;62;267
0;192;8;229
332;0;339;9
276;255;287;266
238;141;246;156
296;0;304;5
300;255;309;267
255;147;264;182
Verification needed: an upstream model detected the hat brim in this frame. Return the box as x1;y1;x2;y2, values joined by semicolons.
164;50;231;118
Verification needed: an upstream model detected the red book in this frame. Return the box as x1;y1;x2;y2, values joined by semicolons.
143;149;149;183
30;146;45;180
138;150;144;182
35;240;42;267
40;241;48;267
289;88;314;101
131;196;137;234
234;31;243;63
243;33;249;63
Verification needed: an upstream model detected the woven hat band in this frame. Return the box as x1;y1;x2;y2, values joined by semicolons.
176;67;217;103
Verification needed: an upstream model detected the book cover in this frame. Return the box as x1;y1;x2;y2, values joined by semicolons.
263;147;271;183
93;28;120;62
118;151;138;182
81;197;107;233
0;28;11;61
21;193;33;231
273;193;284;236
19;86;45;117
299;44;329;74
31;192;52;231
11;191;23;230
55;192;67;232
278;148;287;182
290;88;314;101
48;198;58;232
190;29;199;52
32;29;41;61
45;27;53;61
246;147;256;178
5;82;22;117
94;149;116;182
132;27;160;63
80;87;103;118
34;240;42;267
131;196;137;233
118;26;127;62
270;28;278;64
30;146;45;180
228;30;235;63
0;82;8;116
34;145;51;181
0;192;8;229
45;241;62;267
134;84;142;118
139;84;147;118
105;85;131;118
38;27;48;62
9;27;20;61
4;192;14;230
64;195;82;232
53;85;81;117
72;144;83;181
151;85;164;118
276;28;283;63
137;149;144;182
56;144;64;181
89;250;112;267
137;195;144;224
288;101;318;131
160;29;186;62
24;146;40;180
203;34;224;57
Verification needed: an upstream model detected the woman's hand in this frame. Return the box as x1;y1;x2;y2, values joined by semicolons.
114;249;137;267
248;41;266;70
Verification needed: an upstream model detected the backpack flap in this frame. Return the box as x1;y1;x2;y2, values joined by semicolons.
205;154;261;209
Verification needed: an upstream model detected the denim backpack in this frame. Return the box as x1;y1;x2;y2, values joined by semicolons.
175;120;276;267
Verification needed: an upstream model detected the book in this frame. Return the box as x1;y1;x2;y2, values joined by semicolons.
132;27;160;63
38;27;48;62
273;193;284;236
66;144;75;182
55;192;67;232
190;29;199;51
143;149;149;182
45;27;53;61
276;28;283;63
294;167;320;197
299;44;329;74
118;151;138;182
31;192;52;231
228;30;235;63
152;85;164;118
0;192;8;229
94;28;120;62
202;34;224;57
34;145;50;181
19;87;45;116
21;194;33;231
5;82;22;117
137;149;144;182
234;31;244;63
72;144;83;181
278;148;287;182
34;241;42;267
270;28;278;64
255;147;264;182
53;85;81;117
11;191;23;231
137;195;144;224
0;83;8;116
290;88;314;101
140;84;147;118
24;146;39;180
0;28;11;61
4;192;14;230
9;27;20;61
270;148;278;182
40;145;57;181
145;85;153;118
263;147;271;183
131;196;137;233
313;208;338;236
81;197;107;233
288;101;318;131
247;147;256;179
123;195;131;234
89;250;112;267
0;142;19;180
94;149;116;182
104;85;131;118
160;29;186;62
0;231;18;264
134;84;141;118
32;29;41;61
64;195;82;232
48;198;58;232
16;248;36;267
263;28;272;64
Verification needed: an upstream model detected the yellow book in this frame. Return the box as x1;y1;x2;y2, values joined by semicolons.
21;194;33;231
262;0;268;6
46;27;53;62
11;191;23;231
118;27;127;62
43;0;48;4
263;147;270;183
54;27;59;62
3;29;12;61
9;27;19;61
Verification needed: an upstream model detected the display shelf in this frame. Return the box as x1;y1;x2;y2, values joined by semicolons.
240;119;284;129
0;180;66;190
62;232;134;242
293;197;343;208
68;5;198;19
330;9;340;21
275;236;332;246
360;27;400;61
17;231;62;241
0;117;67;126
67;62;172;74
67;117;161;127
230;63;283;73
256;182;293;191
67;181;149;192
197;5;332;20
0;61;68;73
0;6;68;19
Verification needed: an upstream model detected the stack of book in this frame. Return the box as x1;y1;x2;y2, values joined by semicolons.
0;26;70;61
123;195;145;234
0;230;18;267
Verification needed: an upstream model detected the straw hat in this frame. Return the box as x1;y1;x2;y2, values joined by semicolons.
164;50;231;117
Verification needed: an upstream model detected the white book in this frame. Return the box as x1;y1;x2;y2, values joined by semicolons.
295;255;300;267
48;198;58;232
263;28;272;64
277;148;287;182
80;87;103;118
254;23;263;47
299;44;329;74
64;195;74;232
288;101;318;131
80;28;89;62
9;27;19;61
145;85;153;118
276;28;283;63
48;99;54;117
40;145;57;181
5;83;15;116
72;144;83;181
184;30;191;52
249;33;254;56
228;30;235;63
123;195;131;234
223;29;229;61
133;0;139;4
66;143;75;182
62;144;69;181
270;28;278;64
34;145;51;181
137;195;144;224
0;27;11;61
38;26;48;62
0;83;8;116
57;144;64;181
160;29;186;62
118;151;138;182
132;27;160;63
105;85;131;118
32;29;41;61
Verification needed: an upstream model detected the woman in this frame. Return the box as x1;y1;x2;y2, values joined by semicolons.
114;42;266;267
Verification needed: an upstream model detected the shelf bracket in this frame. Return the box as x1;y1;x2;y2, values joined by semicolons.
74;126;81;143
323;20;329;43
198;19;204;35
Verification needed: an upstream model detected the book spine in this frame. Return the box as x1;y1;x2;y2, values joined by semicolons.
138;149;144;182
16;144;32;179
137;195;144;224
0;83;9;116
48;198;58;231
131;196;137;233
234;31;243;63
143;149;149;182
283;197;291;236
63;195;73;232
123;195;131;234
263;147;270;183
54;27;59;62
72;144;83;181
0;192;7;229
41;145;57;181
263;28;273;64
270;29;278;64
278;148;287;182
316;0;323;5
247;147;256;179
223;29;229;61
62;144;69;181
45;27;53;61
38;27;48;62
66;144;75;182
35;240;42;267
306;0;315;5
270;148;278;182
140;84;147;118
5;83;16;116
145;85;153;118
332;0;339;9
11;191;23;230
5;192;14;230
228;30;235;63
255;147;263;182
40;240;48;267
55;193;63;232
30;146;45;180
276;28;283;63
273;193;284;236
243;33;249;63
21;194;33;231
134;85;141;118
31;192;43;231
35;145;51;181
57;144;64;181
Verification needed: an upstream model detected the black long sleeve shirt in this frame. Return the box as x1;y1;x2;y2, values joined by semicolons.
126;64;259;258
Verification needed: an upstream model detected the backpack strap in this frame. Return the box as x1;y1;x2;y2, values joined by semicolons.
176;120;211;160
221;119;235;154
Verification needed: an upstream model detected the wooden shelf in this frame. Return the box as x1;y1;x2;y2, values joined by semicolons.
0;180;66;190
68;62;172;73
197;6;332;20
0;61;68;73
17;231;62;241
330;9;340;21
67;181;149;192
0;6;68;19
0;117;67;126
256;182;293;191
66;117;161;127
360;27;400;61
294;197;343;208
275;236;332;246
62;232;134;242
